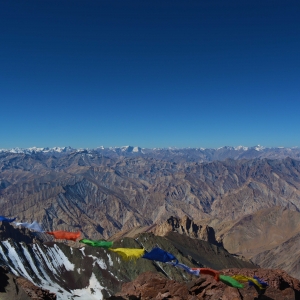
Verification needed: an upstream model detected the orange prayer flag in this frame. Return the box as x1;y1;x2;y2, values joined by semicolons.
46;230;81;241
191;268;220;281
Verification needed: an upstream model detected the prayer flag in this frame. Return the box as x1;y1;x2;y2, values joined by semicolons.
142;247;178;263
232;275;268;289
46;230;81;241
191;268;220;281
167;262;200;276
15;221;44;232
79;239;113;248
219;275;244;288
109;248;145;260
0;216;16;223
252;276;268;289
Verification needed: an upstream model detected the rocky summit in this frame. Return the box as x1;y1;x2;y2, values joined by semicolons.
0;265;56;300
109;268;300;300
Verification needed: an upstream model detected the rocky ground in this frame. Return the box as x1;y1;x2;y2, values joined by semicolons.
109;268;300;300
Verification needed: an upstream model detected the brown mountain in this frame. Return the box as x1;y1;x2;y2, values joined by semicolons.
216;207;300;257
1;152;300;241
252;231;300;281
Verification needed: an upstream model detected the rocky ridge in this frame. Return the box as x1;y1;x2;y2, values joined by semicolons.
0;223;256;299
109;268;300;300
0;266;56;300
152;215;222;247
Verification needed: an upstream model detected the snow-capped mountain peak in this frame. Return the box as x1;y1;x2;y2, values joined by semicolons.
234;146;249;151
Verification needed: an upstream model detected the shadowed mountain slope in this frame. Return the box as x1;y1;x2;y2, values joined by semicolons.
0;266;56;300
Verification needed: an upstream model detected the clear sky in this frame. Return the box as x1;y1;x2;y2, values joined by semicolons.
1;0;299;149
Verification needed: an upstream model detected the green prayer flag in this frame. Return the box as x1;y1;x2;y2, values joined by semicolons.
79;239;113;248
219;275;244;288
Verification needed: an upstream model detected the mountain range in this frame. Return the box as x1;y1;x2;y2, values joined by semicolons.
1;145;300;162
1;146;300;298
1;150;300;237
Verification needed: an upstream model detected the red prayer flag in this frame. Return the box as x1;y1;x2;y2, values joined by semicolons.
46;230;81;241
191;268;220;281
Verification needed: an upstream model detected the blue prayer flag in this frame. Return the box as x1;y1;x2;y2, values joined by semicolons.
167;262;200;276
0;216;16;223
249;276;268;288
142;247;178;263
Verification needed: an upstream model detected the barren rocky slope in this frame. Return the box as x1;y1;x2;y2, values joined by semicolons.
150;211;300;280
217;207;300;257
252;231;300;281
1;152;300;240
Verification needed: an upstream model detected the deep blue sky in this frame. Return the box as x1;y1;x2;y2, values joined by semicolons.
1;0;299;149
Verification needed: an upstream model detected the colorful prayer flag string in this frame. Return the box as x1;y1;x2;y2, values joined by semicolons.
3;216;269;293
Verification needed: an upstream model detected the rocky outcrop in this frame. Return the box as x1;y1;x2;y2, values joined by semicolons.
132;231;256;272
0;266;56;299
109;268;300;300
153;216;222;246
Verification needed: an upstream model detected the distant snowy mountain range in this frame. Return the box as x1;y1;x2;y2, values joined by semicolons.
0;145;298;154
1;145;299;162
0;145;142;154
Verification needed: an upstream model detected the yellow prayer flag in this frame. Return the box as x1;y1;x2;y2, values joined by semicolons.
110;248;145;260
232;275;265;289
